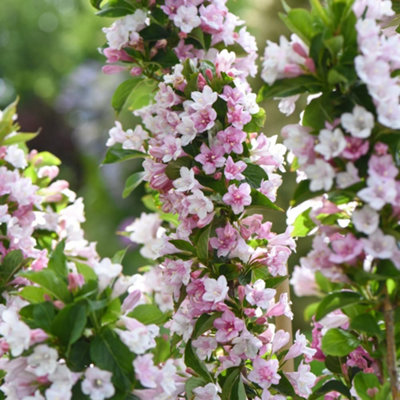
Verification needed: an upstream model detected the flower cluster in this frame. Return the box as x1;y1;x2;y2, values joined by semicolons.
0;103;182;399
101;0;258;80
98;0;316;398
260;0;400;398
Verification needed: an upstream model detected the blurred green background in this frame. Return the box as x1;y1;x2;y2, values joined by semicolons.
0;0;312;328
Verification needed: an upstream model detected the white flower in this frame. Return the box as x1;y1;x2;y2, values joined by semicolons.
0;309;30;356
341;105;374;138
81;366;115;400
315;128;347;159
336;162;360;188
173;5;201;34
305;159;335;191
352;205;379;235
361;229;396;259
177;115;198;146
27;344;58;376
5;145;27;169
23;390;45;400
173;167;197;192
191;86;218;110
193;383;221;400
187;190;214;219
231;329;262;359
357;176;396;210
93;258;122;291
245;279;276;309
122;125;148;150
286;362;316;398
170;310;194;342
46;364;74;400
202;276;229;303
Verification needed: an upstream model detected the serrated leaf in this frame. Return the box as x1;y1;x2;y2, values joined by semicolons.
316;291;362;320
122;171;145;198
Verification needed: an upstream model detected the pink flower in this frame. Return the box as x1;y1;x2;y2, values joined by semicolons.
67;273;85;291
286;362;316;397
358;176;397;210
193;383;221;400
341;136;369;160
133;354;158;388
217;127;247;154
232;329;262;359
368;154;398;179
222;183;252;214
361;229;396;259
203;275;229;304
213;309;244;342
248;357;280;389
190;85;218;110
329;233;363;264
245;280;276;309
271;329;290;353
284;331;316;361
186;190;214;219
195;143;226;174
192;336;218;360
199;4;225;34
266;293;293;320
191;106;217;132
173;5;201;33
224;156;247;180
209;222;239;257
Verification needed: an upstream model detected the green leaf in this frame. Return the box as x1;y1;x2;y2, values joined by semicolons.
324;36;344;57
165;156;192;180
96;1;135;17
48;240;67;277
309;379;351;400
258;75;321;101
22;269;71;303
169;239;196;254
243;108;266;133
282;9;316;43
90;0;104;9
3;132;38;145
19;286;48;303
112;78;141;114
302;94;335;130
292;207;316;237
140;24;169;41
250;189;283;212
125;78;158;111
316;291;362;320
102;144;146;164
90;328;134;391
20;302;56;331
184;340;213;382
68;338;91;371
0;250;25;285
76;262;98;283
51;303;87;347
122;171;145;198
151;48;179;68
324;355;343;373
111;248;128;265
350;314;381;337
129;304;168;325
185;377;207;399
153;336;171;364
221;367;241;400
101;297;121;325
272;372;296;396
33;151;61;166
242;163;269;189
192;313;220;339
321;328;360;356
232;378;246;400
197;224;211;262
353;373;381;400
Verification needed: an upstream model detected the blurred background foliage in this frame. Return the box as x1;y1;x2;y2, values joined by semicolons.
0;0;311;327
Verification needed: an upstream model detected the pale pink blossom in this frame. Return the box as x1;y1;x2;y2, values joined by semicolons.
286;362;316;397
224;156;246;180
329;233;363;264
203;275;229;303
284;331;316;361
352;206;380;235
210;222;239;257
186;190;214;219
232;329;262;359
193;383;221;400
315;128;347;160
341;105;374;138
195;143;225;174
173;5;201;33
357;176;396;210
133;354;158;388
305;159;335;191
173;167;198;192
245;280;276;309
217;126;247;154
248;357;280;389
213;309;244;342
336;162;361;189
222;183;252;214
192;336;218;360
361;229;396;259
81;367;115;400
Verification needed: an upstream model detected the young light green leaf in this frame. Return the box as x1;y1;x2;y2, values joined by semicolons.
122;171;145;198
321;328;360;356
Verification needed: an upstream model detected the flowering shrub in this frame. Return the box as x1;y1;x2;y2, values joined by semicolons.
0;102;171;399
259;0;400;398
93;0;317;398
